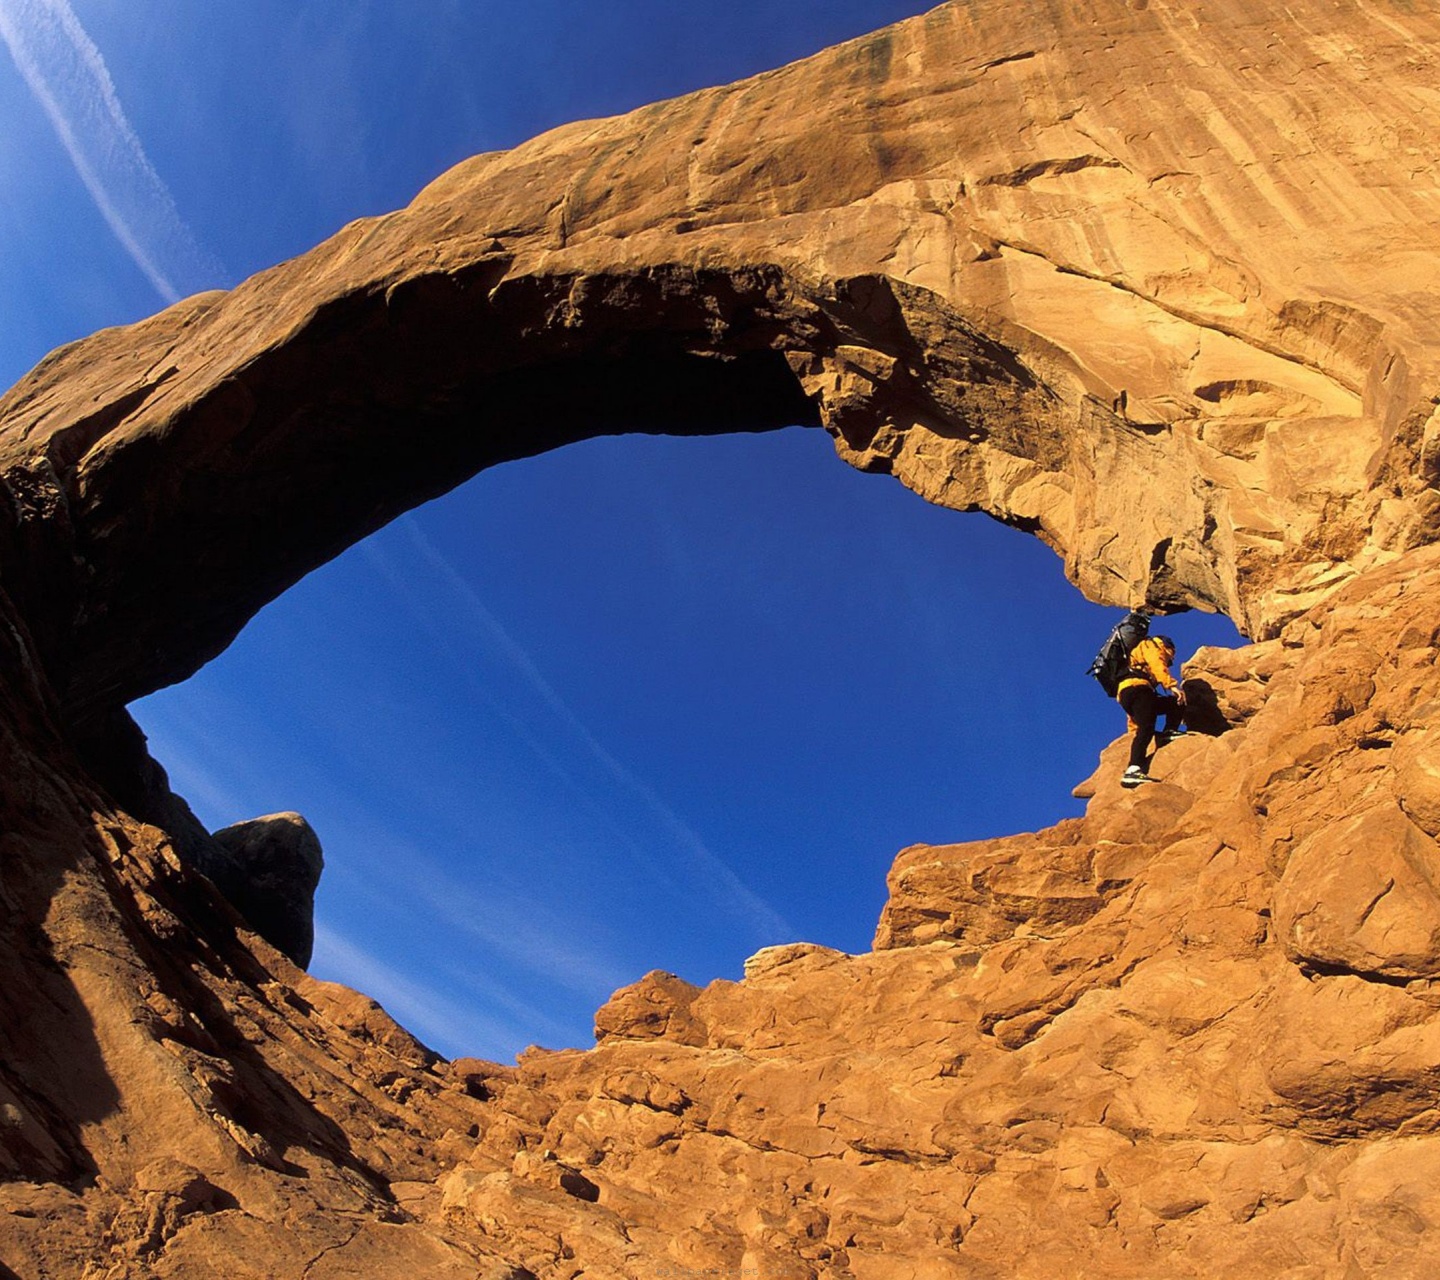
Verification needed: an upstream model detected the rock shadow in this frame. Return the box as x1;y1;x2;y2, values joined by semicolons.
1181;677;1230;736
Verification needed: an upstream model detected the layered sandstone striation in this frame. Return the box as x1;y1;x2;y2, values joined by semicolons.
4;0;1440;1275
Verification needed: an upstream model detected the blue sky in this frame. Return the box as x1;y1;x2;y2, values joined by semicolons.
1;1;1242;1061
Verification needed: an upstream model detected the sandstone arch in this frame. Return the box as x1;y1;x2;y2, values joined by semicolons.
6;0;1439;742
5;0;1440;1274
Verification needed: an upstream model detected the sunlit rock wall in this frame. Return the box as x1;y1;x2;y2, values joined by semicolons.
3;0;1440;1275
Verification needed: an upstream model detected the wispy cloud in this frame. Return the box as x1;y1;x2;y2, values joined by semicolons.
0;0;224;302
399;850;634;999
136;661;641;1013
128;701;256;828
331;824;634;1001
311;921;550;1061
363;516;795;944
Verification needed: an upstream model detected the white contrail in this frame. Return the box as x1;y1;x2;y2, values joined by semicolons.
365;516;796;945
0;0;223;302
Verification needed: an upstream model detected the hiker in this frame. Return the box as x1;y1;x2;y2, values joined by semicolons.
1117;633;1186;788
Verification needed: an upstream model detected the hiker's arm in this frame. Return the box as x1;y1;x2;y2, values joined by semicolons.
1140;644;1180;693
1165;655;1187;704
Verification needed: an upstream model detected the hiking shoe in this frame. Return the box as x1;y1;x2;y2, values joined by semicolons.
1121;766;1151;788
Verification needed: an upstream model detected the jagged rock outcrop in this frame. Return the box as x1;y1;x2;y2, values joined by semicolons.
4;0;1440;1275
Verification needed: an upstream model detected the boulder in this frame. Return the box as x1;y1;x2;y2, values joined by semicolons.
211;812;324;967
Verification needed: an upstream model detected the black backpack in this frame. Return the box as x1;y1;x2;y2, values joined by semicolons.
1087;610;1150;696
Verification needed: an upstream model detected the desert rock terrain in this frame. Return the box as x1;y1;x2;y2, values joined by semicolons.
3;0;1440;1274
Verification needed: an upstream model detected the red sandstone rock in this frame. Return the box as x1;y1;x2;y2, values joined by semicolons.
593;970;707;1045
4;0;1440;1276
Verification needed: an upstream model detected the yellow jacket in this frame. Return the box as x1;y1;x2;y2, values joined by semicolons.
1117;637;1179;698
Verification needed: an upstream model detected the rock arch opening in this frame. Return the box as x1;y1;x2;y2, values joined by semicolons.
3;230;1268;1074
0;244;1264;1069
128;425;1242;1060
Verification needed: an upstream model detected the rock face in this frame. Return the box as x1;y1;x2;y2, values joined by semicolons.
4;0;1440;1275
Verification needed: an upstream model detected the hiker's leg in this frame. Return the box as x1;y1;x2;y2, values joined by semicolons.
1120;686;1157;768
1157;693;1183;735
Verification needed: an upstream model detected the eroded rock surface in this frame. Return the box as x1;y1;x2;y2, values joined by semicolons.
4;0;1440;1275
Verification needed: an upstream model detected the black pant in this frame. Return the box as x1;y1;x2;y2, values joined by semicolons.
1119;685;1183;769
